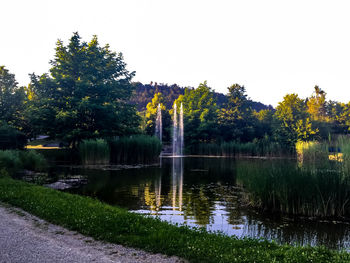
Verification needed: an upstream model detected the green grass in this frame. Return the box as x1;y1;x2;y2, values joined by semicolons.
0;177;348;263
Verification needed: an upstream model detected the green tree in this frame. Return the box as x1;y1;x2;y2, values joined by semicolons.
144;92;171;143
218;84;254;142
28;33;139;145
274;93;317;146
253;109;274;139
0;66;25;128
307;85;327;121
174;81;218;148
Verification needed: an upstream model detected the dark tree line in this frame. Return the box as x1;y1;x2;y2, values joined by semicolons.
1;33;350;151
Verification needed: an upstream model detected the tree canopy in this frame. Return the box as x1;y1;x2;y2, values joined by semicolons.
28;32;139;145
0;66;25;129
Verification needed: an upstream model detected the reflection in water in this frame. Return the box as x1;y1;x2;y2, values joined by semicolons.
63;157;350;250
171;157;183;211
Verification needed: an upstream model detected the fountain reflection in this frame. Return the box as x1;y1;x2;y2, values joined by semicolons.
171;157;184;211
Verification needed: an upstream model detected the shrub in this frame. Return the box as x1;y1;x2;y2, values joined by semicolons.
0;125;26;150
0;150;47;175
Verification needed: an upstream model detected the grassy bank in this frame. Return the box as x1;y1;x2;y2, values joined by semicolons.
0;177;348;263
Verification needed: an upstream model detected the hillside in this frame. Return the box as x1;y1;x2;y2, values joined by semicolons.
130;82;274;112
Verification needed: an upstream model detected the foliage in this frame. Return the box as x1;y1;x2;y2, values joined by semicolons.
307;86;327;121
218;84;255;142
0;124;27;150
144;92;171;143
27;32;140;145
274;93;318;146
109;135;161;164
295;141;329;163
130;81;273;112
0;150;47;175
174;81;219;148
79;139;110;165
0;177;348;263
0;66;26;129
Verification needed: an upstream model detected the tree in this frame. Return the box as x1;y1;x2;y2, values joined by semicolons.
0;66;25;128
144;92;171;143
274;93;318;146
307;85;327;121
174;81;218;148
253;109;274;139
28;33;139;145
217;84;255;142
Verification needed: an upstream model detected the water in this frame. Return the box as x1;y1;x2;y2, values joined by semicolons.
57;157;350;250
172;103;184;156
155;104;162;143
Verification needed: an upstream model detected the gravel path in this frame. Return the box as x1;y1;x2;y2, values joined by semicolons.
0;204;186;263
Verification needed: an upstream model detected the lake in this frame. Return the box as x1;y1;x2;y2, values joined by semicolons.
51;157;350;250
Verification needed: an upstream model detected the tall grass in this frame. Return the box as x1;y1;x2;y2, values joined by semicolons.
295;141;329;164
0;150;47;176
237;160;350;218
109;135;161;164
192;140;293;157
79;139;110;165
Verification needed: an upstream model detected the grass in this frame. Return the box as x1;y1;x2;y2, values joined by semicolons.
0;177;348;263
192;140;292;157
237;159;350;218
109;135;161;164
79;139;110;165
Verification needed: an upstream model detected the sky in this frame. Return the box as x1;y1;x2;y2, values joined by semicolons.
1;0;350;106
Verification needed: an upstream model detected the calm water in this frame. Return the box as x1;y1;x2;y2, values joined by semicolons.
54;157;349;250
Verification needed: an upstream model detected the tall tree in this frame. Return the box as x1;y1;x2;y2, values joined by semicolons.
218;84;254;142
307;85;327;121
274;93;318;146
174;81;218;148
29;33;139;145
144;92;171;143
0;66;25;128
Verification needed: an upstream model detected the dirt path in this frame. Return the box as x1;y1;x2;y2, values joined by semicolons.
0;204;186;263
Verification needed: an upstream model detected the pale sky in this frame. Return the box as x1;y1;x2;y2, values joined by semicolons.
2;0;350;106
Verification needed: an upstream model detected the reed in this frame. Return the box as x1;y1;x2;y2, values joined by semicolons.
237;159;350;218
109;135;161;164
295;141;329;164
192;140;292;157
79;139;110;165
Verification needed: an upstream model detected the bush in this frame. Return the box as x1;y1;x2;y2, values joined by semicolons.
0;150;47;175
0;125;27;150
19;150;47;171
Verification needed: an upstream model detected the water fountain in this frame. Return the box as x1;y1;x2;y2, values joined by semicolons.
172;103;177;156
155;104;162;143
179;103;184;156
172;102;184;156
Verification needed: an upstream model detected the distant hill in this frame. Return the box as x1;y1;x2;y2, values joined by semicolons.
130;82;274;112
